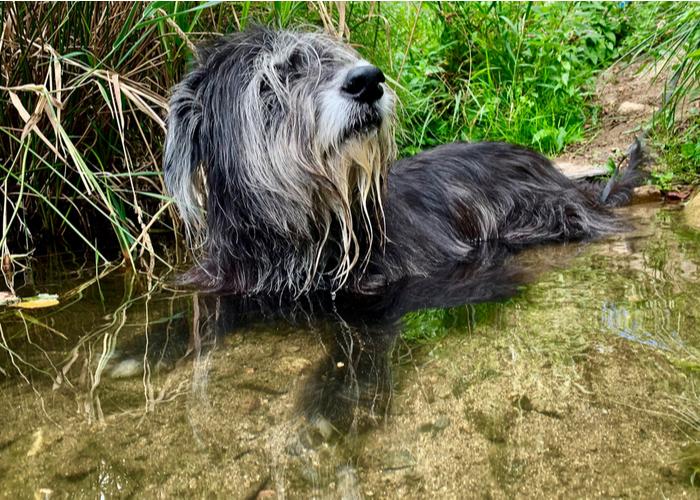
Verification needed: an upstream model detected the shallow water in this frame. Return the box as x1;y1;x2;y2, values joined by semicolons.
1;203;700;498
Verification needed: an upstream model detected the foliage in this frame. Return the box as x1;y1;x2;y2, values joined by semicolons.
650;168;675;192
623;2;700;129
0;2;214;265
644;112;700;188
372;2;633;156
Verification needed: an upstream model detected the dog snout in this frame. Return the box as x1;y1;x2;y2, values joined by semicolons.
342;65;385;104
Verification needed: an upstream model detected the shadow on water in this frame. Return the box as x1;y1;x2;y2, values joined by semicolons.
2;203;700;498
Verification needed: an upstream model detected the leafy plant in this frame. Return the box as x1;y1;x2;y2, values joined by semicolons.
371;2;632;156
649;169;675;192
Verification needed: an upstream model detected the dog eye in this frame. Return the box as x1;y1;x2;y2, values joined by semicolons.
275;52;305;81
288;52;304;70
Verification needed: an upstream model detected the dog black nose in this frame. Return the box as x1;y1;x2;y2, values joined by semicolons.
342;65;385;104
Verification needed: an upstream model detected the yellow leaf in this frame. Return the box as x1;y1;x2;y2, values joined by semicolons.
20;94;47;141
9;294;60;309
8;91;31;121
10;298;60;309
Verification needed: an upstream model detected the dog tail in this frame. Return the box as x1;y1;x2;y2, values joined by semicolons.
163;81;207;245
597;139;649;207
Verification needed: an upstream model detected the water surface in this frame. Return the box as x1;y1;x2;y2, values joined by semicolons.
1;203;700;498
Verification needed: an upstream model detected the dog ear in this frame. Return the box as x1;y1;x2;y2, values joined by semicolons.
164;77;206;246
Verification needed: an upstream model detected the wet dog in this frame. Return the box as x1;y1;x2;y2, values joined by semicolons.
164;26;646;296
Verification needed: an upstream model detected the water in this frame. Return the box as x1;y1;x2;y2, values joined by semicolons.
1;203;699;498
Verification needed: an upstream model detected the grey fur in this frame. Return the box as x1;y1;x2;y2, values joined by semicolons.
164;26;647;296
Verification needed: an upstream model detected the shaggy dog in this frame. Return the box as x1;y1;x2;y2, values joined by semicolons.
164;26;646;296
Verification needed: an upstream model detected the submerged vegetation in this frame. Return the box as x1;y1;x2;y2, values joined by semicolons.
1;1;699;265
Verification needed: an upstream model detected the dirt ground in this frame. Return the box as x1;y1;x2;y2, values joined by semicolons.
555;60;668;170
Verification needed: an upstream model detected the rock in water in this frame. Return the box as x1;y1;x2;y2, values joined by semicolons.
686;193;700;230
633;185;662;204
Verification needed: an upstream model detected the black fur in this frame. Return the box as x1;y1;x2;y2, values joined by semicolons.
163;27;648;296
370;140;647;288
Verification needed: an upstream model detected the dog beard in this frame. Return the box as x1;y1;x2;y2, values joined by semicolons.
314;124;396;288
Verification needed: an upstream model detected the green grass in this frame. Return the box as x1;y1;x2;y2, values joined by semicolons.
371;2;633;156
0;2;200;266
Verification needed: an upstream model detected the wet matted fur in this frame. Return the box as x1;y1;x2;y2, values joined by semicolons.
164;26;647;296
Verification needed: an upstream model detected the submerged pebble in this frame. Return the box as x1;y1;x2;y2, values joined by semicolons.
382;450;417;470
108;359;143;379
419;417;450;433
433;417;451;430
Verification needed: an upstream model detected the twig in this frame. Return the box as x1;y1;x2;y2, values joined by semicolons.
396;1;423;85
156;8;197;55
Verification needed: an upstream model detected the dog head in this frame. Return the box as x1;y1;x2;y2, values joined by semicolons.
164;27;396;293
